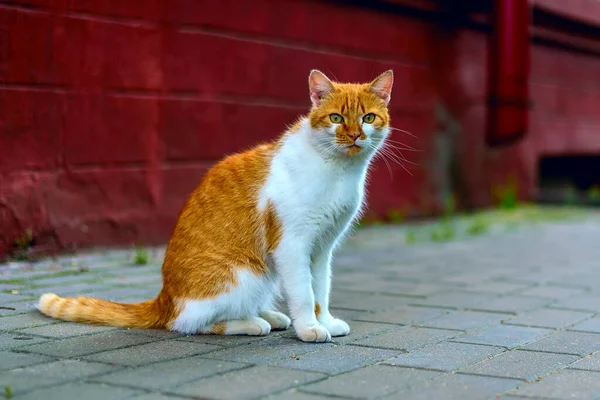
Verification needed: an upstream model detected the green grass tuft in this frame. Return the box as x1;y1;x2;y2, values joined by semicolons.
133;244;149;266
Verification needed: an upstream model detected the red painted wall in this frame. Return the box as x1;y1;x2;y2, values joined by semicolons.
1;0;599;258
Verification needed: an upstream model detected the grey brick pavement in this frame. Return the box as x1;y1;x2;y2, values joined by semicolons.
1;219;600;399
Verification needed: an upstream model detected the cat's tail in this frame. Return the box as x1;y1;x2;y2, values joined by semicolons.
37;291;172;329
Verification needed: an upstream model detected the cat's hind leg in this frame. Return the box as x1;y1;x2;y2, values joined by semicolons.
202;317;271;336
259;310;291;330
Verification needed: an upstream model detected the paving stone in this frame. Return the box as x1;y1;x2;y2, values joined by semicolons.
519;331;600;356
411;291;495;309
266;390;332;400
83;339;220;366
471;296;554;314
0;301;35;317
176;332;269;347
29;273;107;286
352;326;459;351
570;315;600;333
0;312;58;331
20;283;99;297
18;322;117;338
330;321;396;344
0;360;119;395
517;286;586;299
568;351;600;371
131;394;188;400
126;328;185;339
204;336;335;364
14;382;144;400
453;324;551;348
334;280;445;297
503;308;593;329
385;373;521;400
93;355;248;390
353;305;447;325
460;349;579;381
385;341;504;371
273;344;399;374
330;291;409;311
0;332;48;350
329;307;371;321
0;292;34;303
441;273;500;286
0;351;52;371
508;368;600;399
420;310;506;332
99;274;162;286
301;365;440;398
0;283;23;291
171;365;325;399
466;281;530;295
19;330;157;357
554;295;600;312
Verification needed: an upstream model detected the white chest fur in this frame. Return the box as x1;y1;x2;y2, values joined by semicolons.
261;120;371;249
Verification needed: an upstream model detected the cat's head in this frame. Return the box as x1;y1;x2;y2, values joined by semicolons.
307;70;393;159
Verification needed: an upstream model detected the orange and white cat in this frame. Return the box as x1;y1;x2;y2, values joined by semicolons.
38;70;394;342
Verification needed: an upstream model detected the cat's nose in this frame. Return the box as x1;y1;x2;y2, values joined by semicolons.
348;132;360;142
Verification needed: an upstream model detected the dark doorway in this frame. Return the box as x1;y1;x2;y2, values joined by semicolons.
538;155;600;205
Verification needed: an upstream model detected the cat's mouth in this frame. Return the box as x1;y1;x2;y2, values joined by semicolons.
346;144;362;156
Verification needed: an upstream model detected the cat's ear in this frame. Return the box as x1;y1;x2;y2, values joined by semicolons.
309;70;334;107
369;70;394;104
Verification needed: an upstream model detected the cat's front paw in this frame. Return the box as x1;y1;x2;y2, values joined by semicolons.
259;310;292;330
245;317;272;336
320;317;350;337
295;323;331;343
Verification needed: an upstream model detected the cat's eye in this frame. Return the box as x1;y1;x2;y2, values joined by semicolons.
363;113;376;124
330;114;344;124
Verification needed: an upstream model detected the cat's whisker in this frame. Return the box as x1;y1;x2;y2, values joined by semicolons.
381;143;419;167
382;152;413;176
389;126;417;138
383;142;421;152
373;150;394;180
375;145;414;176
383;139;420;152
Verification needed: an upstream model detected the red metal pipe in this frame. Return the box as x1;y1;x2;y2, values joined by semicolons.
487;0;531;147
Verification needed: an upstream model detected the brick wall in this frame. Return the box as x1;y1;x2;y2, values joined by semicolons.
1;0;599;258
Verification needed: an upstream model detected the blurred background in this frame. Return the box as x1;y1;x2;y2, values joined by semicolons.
1;0;599;259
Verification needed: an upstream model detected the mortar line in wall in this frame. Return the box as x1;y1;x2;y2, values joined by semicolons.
106;89;308;110
178;24;432;69
0;82;67;92
0;2;157;29
3;160;217;176
65;160;217;173
105;89;432;116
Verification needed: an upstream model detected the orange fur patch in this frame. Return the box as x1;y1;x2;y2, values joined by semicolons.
161;143;278;303
209;322;227;335
315;302;321;318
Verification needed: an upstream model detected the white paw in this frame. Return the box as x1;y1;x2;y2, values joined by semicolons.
320;317;350;337
259;311;292;330
246;318;272;336
295;323;331;343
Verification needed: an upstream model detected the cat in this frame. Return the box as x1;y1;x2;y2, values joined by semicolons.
38;69;394;342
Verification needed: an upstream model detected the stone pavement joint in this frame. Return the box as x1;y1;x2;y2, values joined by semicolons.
1;220;600;399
